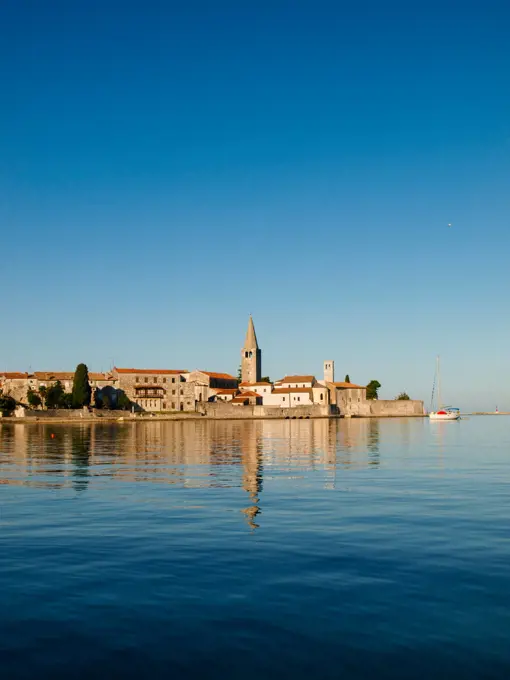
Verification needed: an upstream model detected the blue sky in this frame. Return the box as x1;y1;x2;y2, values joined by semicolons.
1;1;509;410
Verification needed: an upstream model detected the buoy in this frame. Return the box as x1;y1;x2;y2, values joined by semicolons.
50;433;55;439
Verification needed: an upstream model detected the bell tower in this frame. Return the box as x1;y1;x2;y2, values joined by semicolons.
324;360;335;383
241;316;261;383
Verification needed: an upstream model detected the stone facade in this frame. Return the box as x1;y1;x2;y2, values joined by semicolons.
0;370;117;406
112;368;188;412
0;373;30;402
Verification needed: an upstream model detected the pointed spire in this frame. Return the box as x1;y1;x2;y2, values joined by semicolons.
244;315;259;349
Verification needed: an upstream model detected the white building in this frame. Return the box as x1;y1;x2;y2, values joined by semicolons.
239;381;272;397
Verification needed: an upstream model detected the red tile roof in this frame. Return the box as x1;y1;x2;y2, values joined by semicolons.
238;390;260;398
114;368;186;375
332;382;365;389
201;371;237;380
34;372;74;381
215;389;239;395
89;373;114;381
272;387;312;395
232;396;250;403
1;372;28;379
281;375;315;384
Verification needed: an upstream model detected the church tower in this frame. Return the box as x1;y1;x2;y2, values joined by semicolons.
241;316;261;384
324;360;335;383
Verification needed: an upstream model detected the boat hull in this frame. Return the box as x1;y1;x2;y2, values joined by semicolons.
429;412;460;421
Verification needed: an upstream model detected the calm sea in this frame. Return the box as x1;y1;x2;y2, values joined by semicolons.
1;417;509;678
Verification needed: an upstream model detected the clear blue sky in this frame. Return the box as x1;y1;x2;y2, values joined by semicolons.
1;1;509;410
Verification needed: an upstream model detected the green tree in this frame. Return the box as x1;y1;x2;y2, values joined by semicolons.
61;392;74;409
345;374;350;383
102;393;112;410
396;392;410;400
45;381;66;409
72;363;92;408
27;388;42;408
0;394;16;416
117;391;132;410
261;376;271;384
366;380;381;400
38;385;48;408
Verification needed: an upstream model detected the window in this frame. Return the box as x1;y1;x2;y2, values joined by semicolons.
172;402;175;409
154;377;158;383
172;377;176;383
145;377;148;383
163;377;167;383
320;393;323;400
297;397;300;402
172;389;176;395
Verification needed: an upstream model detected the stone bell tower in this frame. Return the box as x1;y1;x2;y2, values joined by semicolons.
241;315;261;383
324;360;335;383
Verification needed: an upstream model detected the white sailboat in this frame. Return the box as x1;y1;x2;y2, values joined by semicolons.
429;355;460;421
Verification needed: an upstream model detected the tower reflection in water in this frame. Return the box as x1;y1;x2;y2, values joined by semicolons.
1;418;382;529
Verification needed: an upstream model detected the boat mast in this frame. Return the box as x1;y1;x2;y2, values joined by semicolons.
437;355;442;409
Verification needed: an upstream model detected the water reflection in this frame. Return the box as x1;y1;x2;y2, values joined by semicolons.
1;418;393;528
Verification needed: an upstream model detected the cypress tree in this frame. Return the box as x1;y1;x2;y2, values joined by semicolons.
345;374;350;383
72;363;92;408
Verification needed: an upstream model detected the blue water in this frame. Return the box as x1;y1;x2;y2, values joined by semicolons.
1;417;510;678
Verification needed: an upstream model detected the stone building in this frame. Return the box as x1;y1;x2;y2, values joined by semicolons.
112;368;188;412
111;368;238;412
0;370;117;406
327;382;367;412
241;316;261;384
0;373;29;402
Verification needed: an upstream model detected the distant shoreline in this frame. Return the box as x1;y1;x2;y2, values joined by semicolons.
2;413;427;424
1;413;506;425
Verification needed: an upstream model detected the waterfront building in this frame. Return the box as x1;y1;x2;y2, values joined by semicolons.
326;381;367;411
0;373;30;403
112;368;188;412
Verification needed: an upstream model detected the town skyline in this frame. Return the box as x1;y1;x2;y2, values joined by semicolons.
0;314;506;411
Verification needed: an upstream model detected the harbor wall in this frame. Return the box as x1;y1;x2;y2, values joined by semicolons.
345;400;425;417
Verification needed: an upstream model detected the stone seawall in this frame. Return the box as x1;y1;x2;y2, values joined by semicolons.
5;400;425;422
346;400;425;417
202;403;331;419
